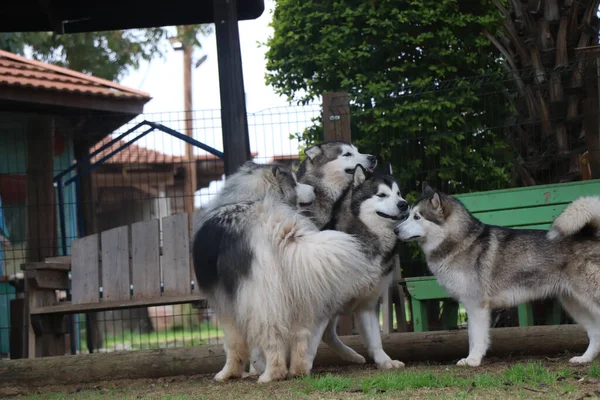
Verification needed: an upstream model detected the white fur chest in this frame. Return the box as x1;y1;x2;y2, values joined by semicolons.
427;259;478;301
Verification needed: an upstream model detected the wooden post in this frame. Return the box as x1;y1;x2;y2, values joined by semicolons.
322;92;353;335
214;0;252;176
25;115;56;263
183;45;197;230
74;141;102;355
24;115;60;358
322;92;351;143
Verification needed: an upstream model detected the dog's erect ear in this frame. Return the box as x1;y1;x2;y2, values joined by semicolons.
353;164;367;188
304;144;322;161
430;192;443;213
271;165;281;177
422;181;435;196
240;160;257;173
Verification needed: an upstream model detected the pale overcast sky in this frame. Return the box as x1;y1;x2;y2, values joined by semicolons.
117;0;320;207
119;0;318;160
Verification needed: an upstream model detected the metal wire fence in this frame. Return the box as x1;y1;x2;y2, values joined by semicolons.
1;62;599;357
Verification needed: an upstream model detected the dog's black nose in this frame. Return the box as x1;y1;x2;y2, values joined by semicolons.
367;155;376;164
397;201;409;212
394;226;400;235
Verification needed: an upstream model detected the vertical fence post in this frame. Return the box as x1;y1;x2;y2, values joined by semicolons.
322;93;354;336
322;93;351;143
214;0;252;176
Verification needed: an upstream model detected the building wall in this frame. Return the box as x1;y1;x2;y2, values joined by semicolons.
0;113;78;276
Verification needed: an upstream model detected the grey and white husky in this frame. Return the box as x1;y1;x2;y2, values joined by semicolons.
193;162;381;382
297;141;378;229
395;184;600;367
303;165;409;370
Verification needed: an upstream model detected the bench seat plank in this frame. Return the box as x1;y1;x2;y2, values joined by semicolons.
31;295;206;315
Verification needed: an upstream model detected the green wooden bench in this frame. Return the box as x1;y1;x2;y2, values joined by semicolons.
404;179;600;332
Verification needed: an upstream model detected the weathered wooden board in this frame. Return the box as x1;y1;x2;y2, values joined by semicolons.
162;214;191;296
131;219;161;299
101;226;130;301
71;234;100;305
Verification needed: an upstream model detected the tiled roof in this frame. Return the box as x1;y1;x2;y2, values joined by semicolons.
90;137;257;164
0;50;151;100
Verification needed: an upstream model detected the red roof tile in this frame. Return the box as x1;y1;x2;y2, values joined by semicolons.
0;50;151;100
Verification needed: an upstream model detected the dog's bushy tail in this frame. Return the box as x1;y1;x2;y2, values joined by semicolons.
548;196;600;240
263;200;379;314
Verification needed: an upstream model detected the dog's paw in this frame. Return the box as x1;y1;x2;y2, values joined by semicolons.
457;357;481;367
247;363;262;377
287;368;310;380
378;359;405;370
257;372;287;384
258;367;288;384
569;355;593;364
257;375;272;384
346;353;366;364
214;369;238;382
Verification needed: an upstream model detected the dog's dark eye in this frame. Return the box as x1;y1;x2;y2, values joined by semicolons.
414;214;421;220
343;152;352;157
377;193;387;198
397;192;401;196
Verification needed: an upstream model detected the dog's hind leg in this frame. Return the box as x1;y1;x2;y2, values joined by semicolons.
457;302;490;367
355;308;404;369
321;316;366;364
305;319;329;371
560;294;600;364
288;328;311;379
214;319;249;382
257;333;288;383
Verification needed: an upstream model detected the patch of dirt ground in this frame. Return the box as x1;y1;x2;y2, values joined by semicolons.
5;354;600;399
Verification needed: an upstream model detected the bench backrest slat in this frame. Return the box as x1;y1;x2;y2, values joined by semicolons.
101;226;131;301
455;179;600;229
132;219;161;299
161;213;191;296
71;234;100;305
456;179;600;213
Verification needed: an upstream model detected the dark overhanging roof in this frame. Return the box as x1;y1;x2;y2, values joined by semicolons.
0;0;265;33
1;0;262;175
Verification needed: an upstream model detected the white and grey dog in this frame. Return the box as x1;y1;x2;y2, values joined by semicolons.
252;144;407;373
296;141;378;229
302;165;409;370
193;161;382;382
395;184;600;367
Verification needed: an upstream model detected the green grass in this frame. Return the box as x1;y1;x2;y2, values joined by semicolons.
13;359;600;399
301;361;577;394
102;323;223;350
588;361;600;378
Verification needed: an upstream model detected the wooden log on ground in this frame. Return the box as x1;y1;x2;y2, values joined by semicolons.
0;325;588;387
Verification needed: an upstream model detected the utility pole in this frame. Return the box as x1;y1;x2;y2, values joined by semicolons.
183;45;196;231
171;36;208;230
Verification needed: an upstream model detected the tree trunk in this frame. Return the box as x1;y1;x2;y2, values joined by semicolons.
489;0;600;184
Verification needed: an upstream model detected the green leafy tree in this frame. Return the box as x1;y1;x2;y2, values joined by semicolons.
0;25;211;82
266;0;516;196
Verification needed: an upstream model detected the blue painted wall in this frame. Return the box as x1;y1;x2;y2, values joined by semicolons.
0;133;78;256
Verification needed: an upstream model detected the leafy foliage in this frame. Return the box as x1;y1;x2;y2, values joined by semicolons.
0;25;211;82
266;0;515;196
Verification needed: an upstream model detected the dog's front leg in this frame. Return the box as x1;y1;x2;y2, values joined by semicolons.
457;302;490;367
355;307;404;369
